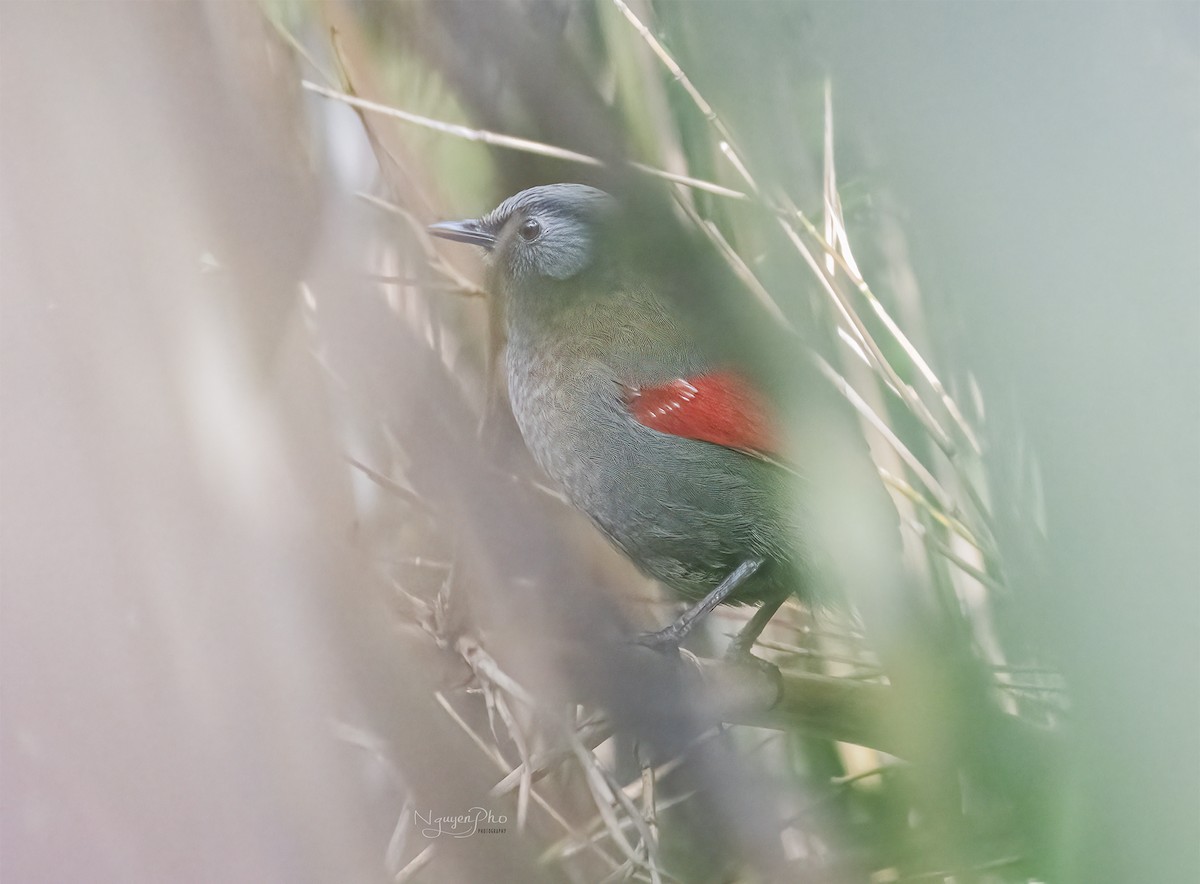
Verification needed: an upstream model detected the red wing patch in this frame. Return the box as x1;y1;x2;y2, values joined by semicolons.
623;372;782;458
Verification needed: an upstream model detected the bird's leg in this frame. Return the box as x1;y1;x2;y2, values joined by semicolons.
635;558;764;654
725;593;787;662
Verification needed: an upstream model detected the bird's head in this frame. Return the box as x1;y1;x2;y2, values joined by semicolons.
428;184;618;295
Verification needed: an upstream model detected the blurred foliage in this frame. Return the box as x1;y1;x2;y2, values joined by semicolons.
5;2;1194;883
252;2;1191;883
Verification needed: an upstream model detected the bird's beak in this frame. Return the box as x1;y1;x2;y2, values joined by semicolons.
427;219;496;251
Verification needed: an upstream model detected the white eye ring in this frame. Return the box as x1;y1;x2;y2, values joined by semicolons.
519;218;542;242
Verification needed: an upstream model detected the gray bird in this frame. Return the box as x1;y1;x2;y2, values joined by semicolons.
430;184;818;654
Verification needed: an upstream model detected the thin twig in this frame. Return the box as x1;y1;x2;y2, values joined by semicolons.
434;692;626;872
811;355;958;515
611;0;999;554
879;467;986;554
491;716;614;797
569;736;655;875
491;691;533;832
264;14;338;88
355;191;489;298
344;455;435;515
393;844;435;884
568;731;665;884
303;81;749;201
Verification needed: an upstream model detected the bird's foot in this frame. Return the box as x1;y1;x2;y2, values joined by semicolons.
723;644;779;679
722;592;787;669
723;631;783;681
723;625;762;663
630;626;683;658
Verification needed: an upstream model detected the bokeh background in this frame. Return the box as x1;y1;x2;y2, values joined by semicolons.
2;3;1197;883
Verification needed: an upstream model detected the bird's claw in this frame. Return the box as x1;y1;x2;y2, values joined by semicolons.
630;627;682;657
723;637;758;665
723;645;779;677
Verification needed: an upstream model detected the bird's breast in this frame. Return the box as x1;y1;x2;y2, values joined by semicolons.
503;327;801;602
505;335;628;494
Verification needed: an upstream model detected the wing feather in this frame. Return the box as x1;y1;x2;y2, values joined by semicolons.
623;372;783;459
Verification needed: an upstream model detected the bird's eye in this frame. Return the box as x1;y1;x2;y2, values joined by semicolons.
518;218;542;242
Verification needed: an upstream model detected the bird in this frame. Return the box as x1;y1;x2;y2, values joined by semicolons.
429;183;822;656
